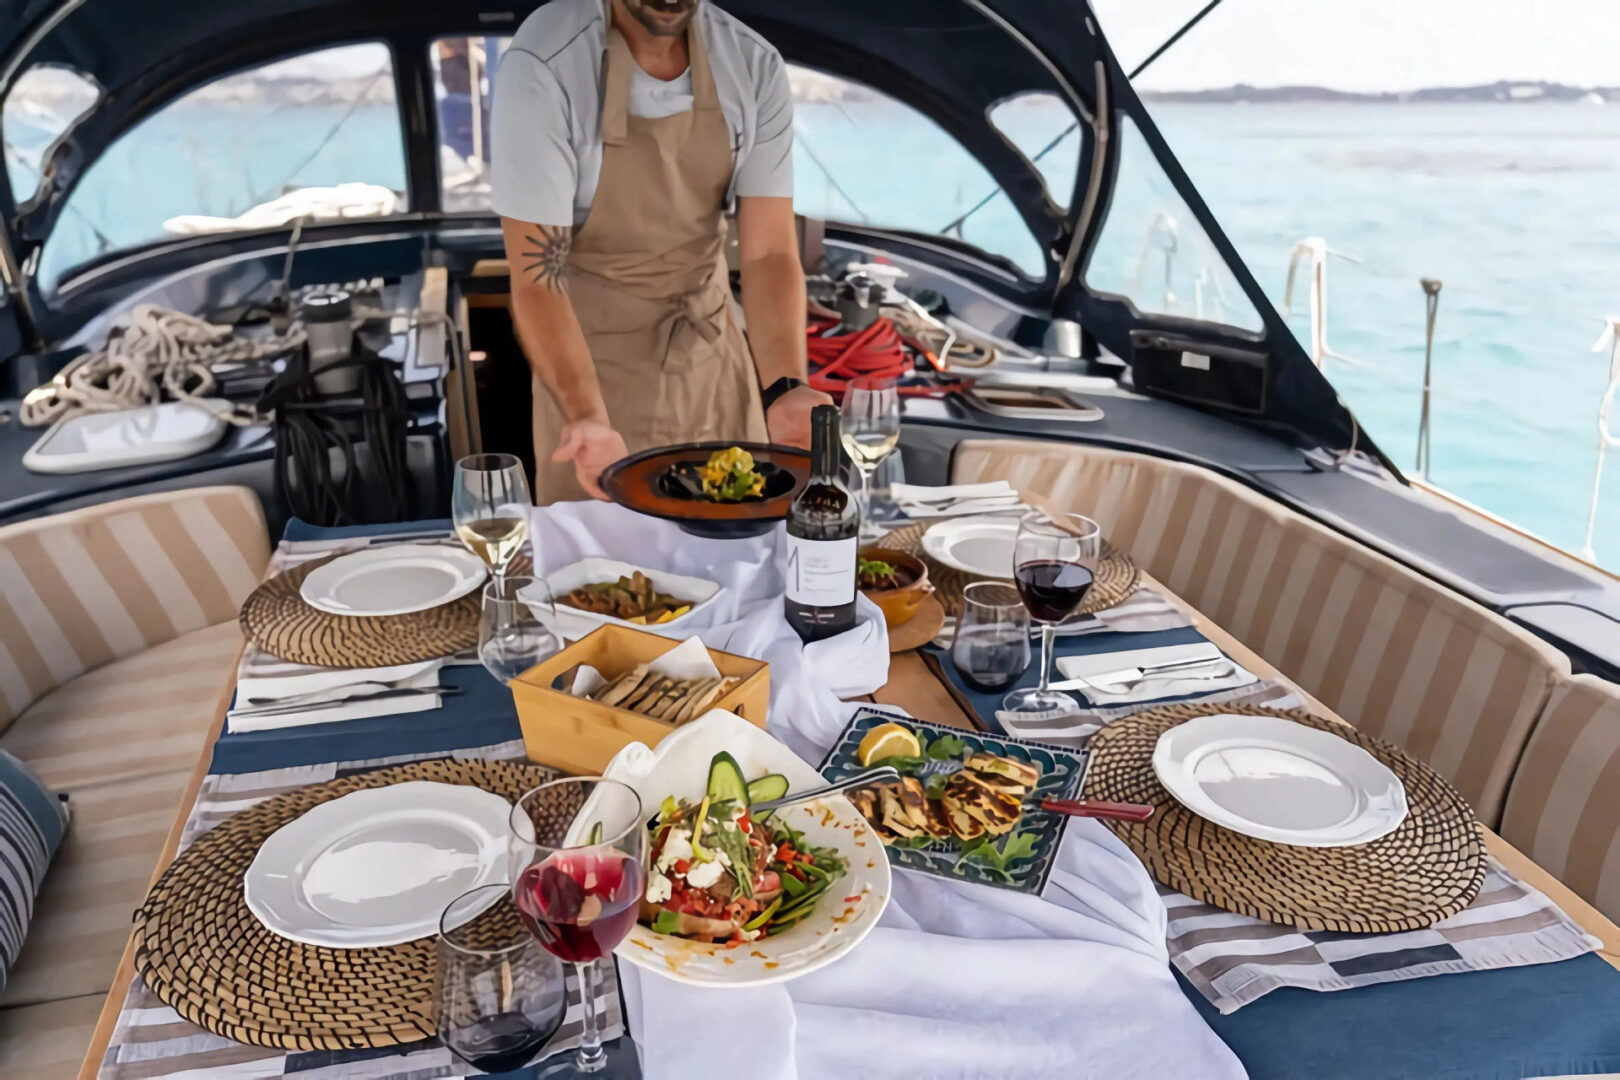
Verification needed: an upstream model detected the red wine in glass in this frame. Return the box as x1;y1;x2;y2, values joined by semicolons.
514;852;645;965
1015;559;1094;623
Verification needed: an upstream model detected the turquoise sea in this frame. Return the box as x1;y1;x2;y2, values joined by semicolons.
15;93;1620;570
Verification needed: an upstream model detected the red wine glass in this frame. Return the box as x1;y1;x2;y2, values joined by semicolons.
1004;511;1101;718
509;777;645;1075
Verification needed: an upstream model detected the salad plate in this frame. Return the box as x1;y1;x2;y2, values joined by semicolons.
1152;713;1408;847
819;707;1086;894
299;544;488;617
244;781;512;947
599;710;890;987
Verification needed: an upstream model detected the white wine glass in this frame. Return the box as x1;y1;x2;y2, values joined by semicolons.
839;375;901;541
454;453;532;585
479;576;560;686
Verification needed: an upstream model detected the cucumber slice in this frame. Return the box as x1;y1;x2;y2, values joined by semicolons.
706;751;751;809
745;773;789;804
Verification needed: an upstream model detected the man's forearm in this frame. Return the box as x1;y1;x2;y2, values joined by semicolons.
739;250;809;387
500;218;608;422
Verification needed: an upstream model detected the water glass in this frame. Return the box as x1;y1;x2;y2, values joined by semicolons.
437;884;567;1074
453;453;532;583
509;778;646;1075
951;581;1032;692
479;575;560;685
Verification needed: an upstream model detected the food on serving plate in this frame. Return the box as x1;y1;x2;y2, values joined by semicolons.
696;446;767;502
857;557;915;592
847;727;1042;847
586;665;740;723
642;752;847;943
559;571;693;625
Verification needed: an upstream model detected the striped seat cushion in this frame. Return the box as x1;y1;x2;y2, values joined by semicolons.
0;751;69;996
0;486;269;730
1501;675;1620;924
951;438;1570;824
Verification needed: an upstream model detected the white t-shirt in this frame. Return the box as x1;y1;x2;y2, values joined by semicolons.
490;0;795;228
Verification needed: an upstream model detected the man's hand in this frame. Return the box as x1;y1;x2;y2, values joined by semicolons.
765;384;835;449
552;419;629;500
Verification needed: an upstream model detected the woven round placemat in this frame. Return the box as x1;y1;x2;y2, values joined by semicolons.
132;758;558;1051
1086;703;1486;932
880;520;1140;618
239;550;532;668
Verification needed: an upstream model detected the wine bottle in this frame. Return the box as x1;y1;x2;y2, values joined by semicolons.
785;404;860;642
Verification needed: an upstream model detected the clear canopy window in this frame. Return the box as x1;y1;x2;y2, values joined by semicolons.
38;42;407;293
987;92;1081;212
1083;113;1263;332
3;65;100;206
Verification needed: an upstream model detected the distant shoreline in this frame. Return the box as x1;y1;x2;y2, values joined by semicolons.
1140;81;1616;105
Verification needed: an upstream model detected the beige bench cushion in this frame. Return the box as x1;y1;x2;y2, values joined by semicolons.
0;487;268;729
951;438;1570;825
0;621;241;1010
0;992;108;1080
1501;675;1620;924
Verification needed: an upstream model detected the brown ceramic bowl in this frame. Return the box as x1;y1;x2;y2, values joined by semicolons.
857;547;934;628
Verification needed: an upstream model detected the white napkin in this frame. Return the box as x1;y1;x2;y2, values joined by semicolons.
1056;643;1256;705
234;658;440;704
890;480;1028;517
569;636;721;696
226;666;445;732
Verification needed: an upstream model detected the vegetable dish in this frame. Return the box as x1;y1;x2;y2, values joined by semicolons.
559;571;692;624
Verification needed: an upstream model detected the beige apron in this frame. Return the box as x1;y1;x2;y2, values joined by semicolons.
531;17;768;504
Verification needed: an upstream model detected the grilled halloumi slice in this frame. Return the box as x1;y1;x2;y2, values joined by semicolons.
879;786;927;838
940;798;986;842
964;769;1031;797
945;773;1023;834
897;776;931;830
924;798;956;840
965;753;1040;788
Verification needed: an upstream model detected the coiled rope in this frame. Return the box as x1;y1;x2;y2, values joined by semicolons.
19;304;305;428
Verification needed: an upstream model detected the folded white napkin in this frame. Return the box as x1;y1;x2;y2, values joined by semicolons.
226;665;445;733
234;658;441;704
889;481;1028;517
1056;643;1256;706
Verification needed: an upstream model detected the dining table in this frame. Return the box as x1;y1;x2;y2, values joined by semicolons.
76;509;1620;1080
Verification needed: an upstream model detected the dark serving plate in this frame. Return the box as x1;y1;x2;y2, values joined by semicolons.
599;441;812;540
819;707;1088;895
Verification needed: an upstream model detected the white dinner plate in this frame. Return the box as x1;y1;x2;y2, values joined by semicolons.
300;545;488;617
920;516;1020;578
535;557;723;636
244;781;512;947
600;710;891;988
1152;714;1408;847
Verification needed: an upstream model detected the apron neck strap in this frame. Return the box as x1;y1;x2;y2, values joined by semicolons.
687;14;721;114
601;27;634;146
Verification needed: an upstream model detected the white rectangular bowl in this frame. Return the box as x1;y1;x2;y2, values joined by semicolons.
541;557;723;635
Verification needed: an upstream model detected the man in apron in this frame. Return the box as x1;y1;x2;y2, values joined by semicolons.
491;0;832;503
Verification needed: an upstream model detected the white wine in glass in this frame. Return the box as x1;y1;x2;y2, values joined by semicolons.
453;453;532;581
839;375;901;541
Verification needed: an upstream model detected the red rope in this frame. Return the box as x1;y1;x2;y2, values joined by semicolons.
806;315;964;397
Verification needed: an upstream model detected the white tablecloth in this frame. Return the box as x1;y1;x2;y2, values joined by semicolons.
532;502;1245;1080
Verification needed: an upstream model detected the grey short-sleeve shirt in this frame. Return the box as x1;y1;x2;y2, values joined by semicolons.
491;0;795;228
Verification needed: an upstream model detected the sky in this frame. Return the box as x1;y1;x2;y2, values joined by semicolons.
1090;0;1620;92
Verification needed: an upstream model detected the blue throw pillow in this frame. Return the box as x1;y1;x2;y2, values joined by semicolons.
0;750;69;994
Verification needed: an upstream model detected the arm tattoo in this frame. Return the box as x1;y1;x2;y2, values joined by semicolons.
519;225;572;291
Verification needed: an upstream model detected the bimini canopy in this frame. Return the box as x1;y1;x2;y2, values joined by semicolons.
0;0;1381;463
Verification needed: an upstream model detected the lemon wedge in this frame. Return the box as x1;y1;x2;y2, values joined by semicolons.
858;723;920;766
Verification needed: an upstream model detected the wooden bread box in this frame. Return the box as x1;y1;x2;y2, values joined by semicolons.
510;623;770;775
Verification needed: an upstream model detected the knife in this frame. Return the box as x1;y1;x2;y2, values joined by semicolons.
1049;654;1229;692
231;685;461;718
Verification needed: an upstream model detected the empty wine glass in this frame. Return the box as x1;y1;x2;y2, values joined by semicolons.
454;453;532;584
437;884;567;1074
509;778;646;1075
839;375;901;540
951;581;1032;692
479;575;560;685
1003;512;1101;718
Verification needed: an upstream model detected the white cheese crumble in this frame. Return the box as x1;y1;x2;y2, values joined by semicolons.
685;859;725;889
656;827;693;871
645;871;673;904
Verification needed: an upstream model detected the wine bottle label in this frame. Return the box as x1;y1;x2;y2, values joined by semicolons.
784;535;857;606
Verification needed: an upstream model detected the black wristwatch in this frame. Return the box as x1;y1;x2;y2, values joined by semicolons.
760;376;807;413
